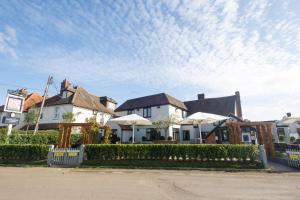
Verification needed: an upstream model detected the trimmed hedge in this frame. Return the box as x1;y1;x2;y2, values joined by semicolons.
0;128;82;145
85;144;259;162
0;144;48;161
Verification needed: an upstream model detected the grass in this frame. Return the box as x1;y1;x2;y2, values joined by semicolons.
82;160;264;170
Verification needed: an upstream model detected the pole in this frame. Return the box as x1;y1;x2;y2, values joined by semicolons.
33;76;53;134
132;124;135;144
6;113;16;136
198;123;202;144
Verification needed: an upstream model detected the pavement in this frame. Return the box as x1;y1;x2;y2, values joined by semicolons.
0;167;299;200
268;161;299;172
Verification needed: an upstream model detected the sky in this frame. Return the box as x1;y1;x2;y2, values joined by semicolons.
0;0;299;121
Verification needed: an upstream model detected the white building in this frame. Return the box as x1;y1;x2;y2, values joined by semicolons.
111;93;187;143
111;92;242;144
274;114;300;143
25;79;117;131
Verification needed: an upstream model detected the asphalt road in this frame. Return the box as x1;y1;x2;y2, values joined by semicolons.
0;167;299;200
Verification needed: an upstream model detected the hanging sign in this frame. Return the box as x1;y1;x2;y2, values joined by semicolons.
4;93;25;114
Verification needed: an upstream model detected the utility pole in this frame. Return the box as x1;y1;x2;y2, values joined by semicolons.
33;76;53;134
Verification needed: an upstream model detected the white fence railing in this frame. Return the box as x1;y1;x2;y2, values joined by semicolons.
47;145;84;167
286;149;300;169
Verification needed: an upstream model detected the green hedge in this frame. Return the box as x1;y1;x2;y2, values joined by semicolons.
0;128;82;145
0;145;48;161
85;144;259;162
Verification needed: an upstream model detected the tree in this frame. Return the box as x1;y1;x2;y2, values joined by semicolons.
62;112;75;122
152;114;178;140
24;106;38;134
290;136;296;143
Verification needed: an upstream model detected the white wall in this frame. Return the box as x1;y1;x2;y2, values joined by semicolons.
73;106;112;124
38;104;73;124
113;104;187;142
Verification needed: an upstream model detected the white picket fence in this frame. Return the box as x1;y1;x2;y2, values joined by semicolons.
286;149;300;169
47;145;85;167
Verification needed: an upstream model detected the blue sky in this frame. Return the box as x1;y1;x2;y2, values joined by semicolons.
0;0;299;120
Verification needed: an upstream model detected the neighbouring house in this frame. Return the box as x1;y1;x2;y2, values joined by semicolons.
0;89;43;129
184;92;242;118
112;93;188;143
181;92;243;144
111;92;243;144
23;79;117;131
274;113;300;143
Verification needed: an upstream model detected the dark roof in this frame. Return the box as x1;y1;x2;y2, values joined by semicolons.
184;95;236;116
115;93;187;112
36;86;114;114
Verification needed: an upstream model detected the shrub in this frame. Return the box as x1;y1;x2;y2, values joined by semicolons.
0;128;81;145
85;144;259;163
290;136;296;143
0;144;48;161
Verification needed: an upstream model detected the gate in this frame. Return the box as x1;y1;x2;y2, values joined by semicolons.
47;145;85;167
286;149;300;169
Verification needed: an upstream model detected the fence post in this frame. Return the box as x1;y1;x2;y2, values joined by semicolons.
259;145;268;168
78;144;85;165
47;145;54;166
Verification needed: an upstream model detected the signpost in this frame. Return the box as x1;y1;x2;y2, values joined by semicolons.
3;90;25;136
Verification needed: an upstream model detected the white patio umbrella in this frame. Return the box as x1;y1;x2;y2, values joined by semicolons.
109;114;152;143
180;112;229;143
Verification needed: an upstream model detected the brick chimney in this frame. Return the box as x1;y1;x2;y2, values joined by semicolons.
235;91;243;119
60;79;71;94
19;88;28;96
197;93;205;100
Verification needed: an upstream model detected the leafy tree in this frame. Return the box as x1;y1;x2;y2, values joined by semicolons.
62;112;75;122
24;106;38;134
152;114;178;140
290;136;296;143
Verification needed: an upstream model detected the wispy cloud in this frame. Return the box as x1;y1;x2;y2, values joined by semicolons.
0;26;17;59
0;0;299;120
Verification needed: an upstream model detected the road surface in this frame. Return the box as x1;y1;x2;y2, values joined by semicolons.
0;167;299;200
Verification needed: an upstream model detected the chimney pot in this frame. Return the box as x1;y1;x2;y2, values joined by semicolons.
197;93;205;100
60;79;71;94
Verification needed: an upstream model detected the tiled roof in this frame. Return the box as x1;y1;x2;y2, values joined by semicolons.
36;86;114;114
184;95;236;116
115;93;187;112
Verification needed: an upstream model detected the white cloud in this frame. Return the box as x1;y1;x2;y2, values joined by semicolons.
4;0;300;120
0;26;17;58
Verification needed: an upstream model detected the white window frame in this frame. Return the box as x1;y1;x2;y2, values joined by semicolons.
53;107;60;119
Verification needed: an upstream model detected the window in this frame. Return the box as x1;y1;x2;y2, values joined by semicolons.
277;128;285;136
54;107;60;119
182;130;190;141
127;109;134;115
1;116;6;124
242;133;251;143
143;107;151;118
182;111;187;118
